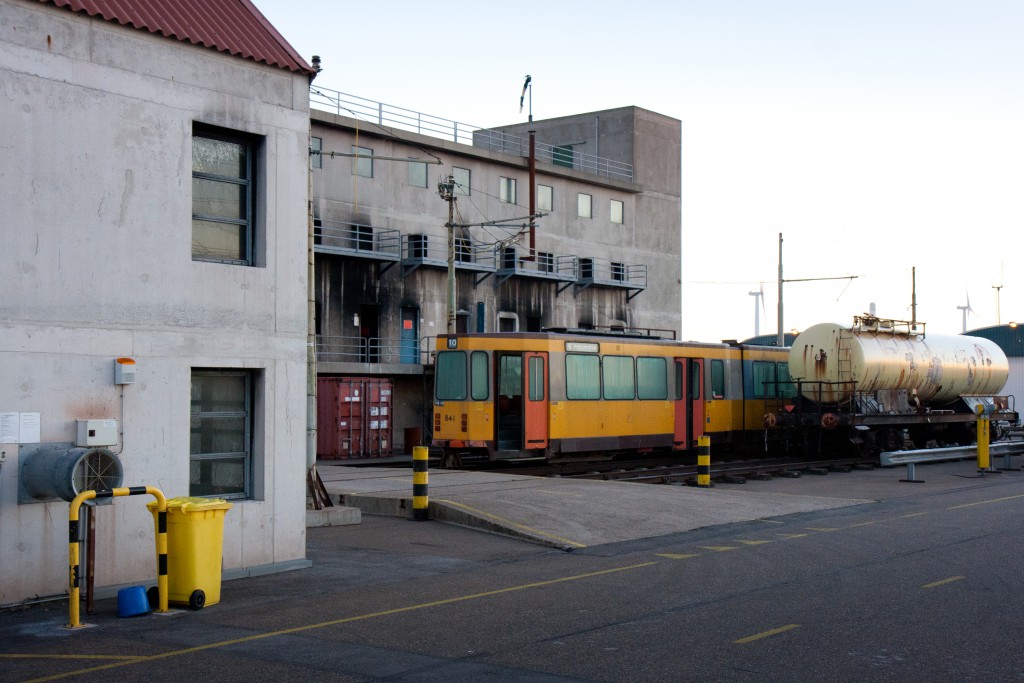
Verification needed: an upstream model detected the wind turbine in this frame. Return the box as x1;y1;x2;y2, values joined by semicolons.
956;291;973;333
749;284;765;337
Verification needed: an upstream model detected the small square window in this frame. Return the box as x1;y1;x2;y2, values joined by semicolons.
453;167;471;195
408;160;427;188
352;146;373;178
500;177;517;204
577;193;592;218
310;136;322;169
537;184;553;212
610;199;624;224
538;251;554;273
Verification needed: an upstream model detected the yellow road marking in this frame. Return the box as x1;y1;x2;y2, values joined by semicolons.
949;494;1024;510
734;623;800;644
20;562;658;683
435;499;586;548
776;533;808;539
922;576;965;589
805;527;840;532
759;519;784;524
736;540;771;545
847;521;879;528
0;655;146;661
700;545;739;552
656;553;700;560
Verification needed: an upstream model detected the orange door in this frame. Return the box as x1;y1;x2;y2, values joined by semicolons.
524;352;549;449
674;358;705;448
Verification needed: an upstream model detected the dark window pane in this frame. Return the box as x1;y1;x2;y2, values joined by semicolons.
529;357;544;401
436;352;467;400
471;351;489;400
189;456;245;496
711;360;725;398
753;361;777;398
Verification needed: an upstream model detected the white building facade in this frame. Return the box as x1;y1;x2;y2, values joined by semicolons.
0;0;314;605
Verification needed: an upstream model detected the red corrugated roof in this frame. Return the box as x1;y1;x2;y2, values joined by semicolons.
38;0;315;75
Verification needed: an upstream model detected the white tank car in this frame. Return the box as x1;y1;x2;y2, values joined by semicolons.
789;321;1009;404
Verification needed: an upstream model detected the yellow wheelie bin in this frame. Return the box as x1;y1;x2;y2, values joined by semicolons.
148;497;232;610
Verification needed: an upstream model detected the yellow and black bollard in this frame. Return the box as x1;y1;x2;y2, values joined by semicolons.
697;436;713;488
412;446;429;521
976;404;991;473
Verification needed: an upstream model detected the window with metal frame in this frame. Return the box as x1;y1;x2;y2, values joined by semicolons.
453;167;471;195
500;176;517;203
310;136;322;169
537;184;553;211
577;192;592;218
192;126;257;264
190;369;255;498
776;362;798;398
610;199;624;224
528;356;545;401
408;160;428;188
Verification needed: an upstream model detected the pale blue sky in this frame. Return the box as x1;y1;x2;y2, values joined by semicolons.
256;0;1024;341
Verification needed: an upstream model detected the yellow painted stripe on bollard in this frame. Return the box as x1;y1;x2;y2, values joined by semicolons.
413;446;429;521
697;435;712;488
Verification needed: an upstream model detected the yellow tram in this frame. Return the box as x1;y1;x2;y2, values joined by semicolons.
432;331;794;463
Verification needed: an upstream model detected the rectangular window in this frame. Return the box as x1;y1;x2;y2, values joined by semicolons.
190;369;254;498
610;199;624;224
435;351;467;400
690;360;701;399
310;136;322;169
566;354;600;400
777;362;798;398
351;224;373;251
498;354;522;396
408;234;428;259
352;145;373;178
538;251;554;273
711;359;725;399
528;356;545;401
408;160;427;188
637;357;668;400
552;144;573;168
611;262;625;281
537;184;553;212
471;351;490;400
674;361;683;401
500;177;517;204
577;193;592;218
455;237;471;263
603;356;635;400
752;361;777;399
453;167;471;195
192;126;256;264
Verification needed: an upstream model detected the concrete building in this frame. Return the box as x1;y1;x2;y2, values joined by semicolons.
309;91;681;457
0;0;314;605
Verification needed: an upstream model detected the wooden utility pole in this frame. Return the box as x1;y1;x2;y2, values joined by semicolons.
439;175;457;334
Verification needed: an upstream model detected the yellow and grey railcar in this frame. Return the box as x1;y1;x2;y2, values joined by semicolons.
432;332;793;463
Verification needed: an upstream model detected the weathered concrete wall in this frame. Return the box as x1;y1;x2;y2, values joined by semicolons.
0;1;310;604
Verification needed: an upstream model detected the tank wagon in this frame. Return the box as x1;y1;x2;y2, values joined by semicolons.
767;316;1018;454
432;329;795;465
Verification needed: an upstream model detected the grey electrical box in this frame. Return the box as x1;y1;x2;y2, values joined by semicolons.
114;357;136;384
76;419;118;447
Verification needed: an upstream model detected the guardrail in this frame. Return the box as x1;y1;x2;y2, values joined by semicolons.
881;441;1024;482
316;335;437;365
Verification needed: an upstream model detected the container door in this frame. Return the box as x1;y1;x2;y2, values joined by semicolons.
523;352;549;450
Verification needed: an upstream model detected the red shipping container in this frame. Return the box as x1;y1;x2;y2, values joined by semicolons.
317;377;393;459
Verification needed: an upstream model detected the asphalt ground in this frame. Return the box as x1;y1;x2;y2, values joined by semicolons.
3;459;1024;682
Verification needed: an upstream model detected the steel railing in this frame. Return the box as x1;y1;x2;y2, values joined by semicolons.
310;86;633;182
316;335;437;365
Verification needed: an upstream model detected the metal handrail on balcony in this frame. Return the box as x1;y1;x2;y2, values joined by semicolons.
496;247;578;284
317;335;432;365
313;220;401;260
309;86;633;182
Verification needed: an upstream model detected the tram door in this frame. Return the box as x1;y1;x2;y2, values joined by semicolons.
673;358;705;448
523;352;549;450
495;352;548;452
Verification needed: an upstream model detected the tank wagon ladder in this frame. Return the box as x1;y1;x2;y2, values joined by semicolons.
836;327;853;385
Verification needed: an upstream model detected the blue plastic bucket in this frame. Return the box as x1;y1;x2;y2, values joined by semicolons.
117;586;150;617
